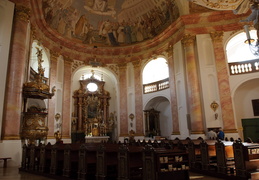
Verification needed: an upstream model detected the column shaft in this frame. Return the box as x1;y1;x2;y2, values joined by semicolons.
182;34;204;134
132;60;144;136
118;63;128;136
210;32;237;133
2;6;30;140
167;47;180;135
61;58;72;138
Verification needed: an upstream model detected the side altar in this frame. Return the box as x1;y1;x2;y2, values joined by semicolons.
71;70;113;143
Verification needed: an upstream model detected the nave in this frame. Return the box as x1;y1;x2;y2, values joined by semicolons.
0;167;223;180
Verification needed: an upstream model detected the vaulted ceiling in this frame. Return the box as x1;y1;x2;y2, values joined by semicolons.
14;0;251;64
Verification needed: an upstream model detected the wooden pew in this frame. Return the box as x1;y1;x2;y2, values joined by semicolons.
215;140;235;175
117;143;143;180
96;142;120;180
21;144;29;170
49;143;66;175
233;141;259;179
62;143;81;179
28;144;41;171
39;142;52;173
78;143;99;180
143;144;190;180
199;140;217;171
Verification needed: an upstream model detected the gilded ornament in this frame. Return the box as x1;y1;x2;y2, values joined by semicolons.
182;34;196;47
210;101;219;112
210;31;224;42
15;5;30;22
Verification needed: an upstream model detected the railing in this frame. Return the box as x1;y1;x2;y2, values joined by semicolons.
228;59;259;75
143;78;169;94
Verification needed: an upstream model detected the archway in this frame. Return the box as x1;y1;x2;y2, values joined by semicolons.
144;96;172;139
233;78;259;141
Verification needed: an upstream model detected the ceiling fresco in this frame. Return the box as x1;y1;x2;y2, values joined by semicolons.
42;0;179;47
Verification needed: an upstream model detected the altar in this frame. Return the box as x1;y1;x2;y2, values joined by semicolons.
85;136;110;143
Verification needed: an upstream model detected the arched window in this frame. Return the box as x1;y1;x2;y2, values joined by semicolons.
142;57;169;94
226;30;258;62
142;57;169;84
30;41;50;78
226;30;259;75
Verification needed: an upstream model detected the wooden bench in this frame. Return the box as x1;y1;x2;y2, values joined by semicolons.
0;157;11;168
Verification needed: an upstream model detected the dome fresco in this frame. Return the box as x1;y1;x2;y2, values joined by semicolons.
42;0;179;47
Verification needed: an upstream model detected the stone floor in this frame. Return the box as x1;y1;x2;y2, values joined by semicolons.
0;167;224;180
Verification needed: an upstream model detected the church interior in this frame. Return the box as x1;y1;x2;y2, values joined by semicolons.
1;0;259;179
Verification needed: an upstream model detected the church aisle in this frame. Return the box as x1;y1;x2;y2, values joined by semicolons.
0;167;224;180
0;167;53;180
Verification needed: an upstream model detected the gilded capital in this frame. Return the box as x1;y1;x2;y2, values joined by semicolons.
118;63;127;70
182;34;196;47
166;44;174;56
15;5;30;22
50;50;60;61
210;31;224;43
132;60;141;68
63;56;73;65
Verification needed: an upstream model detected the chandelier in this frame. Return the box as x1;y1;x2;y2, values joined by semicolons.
242;0;259;56
244;25;259;56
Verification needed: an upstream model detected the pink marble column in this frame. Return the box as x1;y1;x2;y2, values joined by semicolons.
182;34;204;134
132;60;144;136
118;63;128;137
61;57;72;139
2;5;30;140
167;47;180;135
210;32;237;133
47;51;59;138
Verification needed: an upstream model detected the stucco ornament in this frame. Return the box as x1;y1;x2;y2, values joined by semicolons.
189;0;251;14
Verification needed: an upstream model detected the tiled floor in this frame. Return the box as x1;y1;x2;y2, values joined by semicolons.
0;167;224;180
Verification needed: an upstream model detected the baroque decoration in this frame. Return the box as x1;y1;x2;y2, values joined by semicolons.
21;48;55;144
42;0;179;47
72;70;112;142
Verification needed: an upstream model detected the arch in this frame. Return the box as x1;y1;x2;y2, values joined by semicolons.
142;56;169;84
225;29;258;62
144;95;172;138
233;78;259;140
30;41;50;78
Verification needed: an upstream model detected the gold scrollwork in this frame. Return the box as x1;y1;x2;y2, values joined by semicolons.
210;101;219;112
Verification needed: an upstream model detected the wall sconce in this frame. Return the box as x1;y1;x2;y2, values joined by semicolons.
210;101;219;112
55;113;61;121
210;101;219;120
129;113;134;128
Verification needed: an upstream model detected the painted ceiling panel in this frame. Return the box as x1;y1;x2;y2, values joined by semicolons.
42;0;180;47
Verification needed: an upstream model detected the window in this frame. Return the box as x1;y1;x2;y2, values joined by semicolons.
142;57;169;84
226;30;258;63
87;82;98;92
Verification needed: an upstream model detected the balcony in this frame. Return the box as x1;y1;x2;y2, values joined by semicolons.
143;78;169;94
228;59;259;75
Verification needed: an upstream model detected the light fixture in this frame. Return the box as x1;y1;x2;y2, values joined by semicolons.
244;24;259;56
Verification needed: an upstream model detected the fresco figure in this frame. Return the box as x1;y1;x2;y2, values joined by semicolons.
93;0;108;12
74;15;88;37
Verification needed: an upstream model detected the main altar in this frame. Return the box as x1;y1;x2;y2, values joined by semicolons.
71;70;113;143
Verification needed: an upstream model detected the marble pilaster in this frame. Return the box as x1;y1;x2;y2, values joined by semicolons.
2;5;30;140
61;57;72;138
182;34;204;134
118;63;128;137
210;31;237;133
47;51;59;138
167;47;180;135
132;60;144;136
